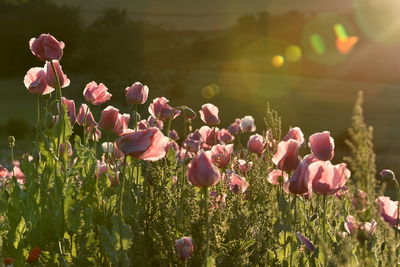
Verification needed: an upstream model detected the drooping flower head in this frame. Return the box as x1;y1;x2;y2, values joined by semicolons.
45;60;70;88
24;67;54;95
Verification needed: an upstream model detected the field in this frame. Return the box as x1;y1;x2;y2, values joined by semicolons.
2;70;400;169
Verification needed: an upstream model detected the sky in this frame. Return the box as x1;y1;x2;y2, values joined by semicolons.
55;0;352;30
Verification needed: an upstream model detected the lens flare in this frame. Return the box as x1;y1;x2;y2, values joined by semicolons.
302;13;355;66
285;45;302;62
201;86;215;99
272;55;284;67
336;36;358;54
334;23;348;41
310;34;325;55
354;0;400;44
209;83;220;96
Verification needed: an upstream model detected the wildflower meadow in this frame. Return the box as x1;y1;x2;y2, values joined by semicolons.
0;33;399;267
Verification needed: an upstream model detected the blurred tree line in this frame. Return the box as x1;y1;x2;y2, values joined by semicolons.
0;0;310;81
1;0;397;94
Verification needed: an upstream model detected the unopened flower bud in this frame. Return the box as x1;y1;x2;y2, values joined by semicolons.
380;169;395;181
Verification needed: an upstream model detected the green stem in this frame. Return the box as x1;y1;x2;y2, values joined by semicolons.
203;187;210;267
118;156;128;264
83;106;90;144
36;95;41;142
165;118;172;138
290;195;297;267
50;60;64;161
322;194;327;266
183;119;187;140
134;104;138;131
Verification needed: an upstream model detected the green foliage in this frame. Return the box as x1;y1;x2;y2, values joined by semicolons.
345;91;377;196
0;79;397;267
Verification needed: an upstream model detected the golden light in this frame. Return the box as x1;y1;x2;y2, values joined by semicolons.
272;55;285;67
285;45;302;62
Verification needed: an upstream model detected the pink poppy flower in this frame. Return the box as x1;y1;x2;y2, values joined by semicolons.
83;81;112;105
309;131;335;161
98;106;119;130
345;215;376;241
247;134;265;155
199;103;220;126
228;173;249;193
113;113;131;136
272;139;300;172
148;97;180;121
210;144;234;168
125;82;149;105
29;33;64;61
187;151;221;187
137;119;149;130
76;104;97;127
96;160;108;178
218;128;235;144
169;130;180;141
182;132;202;153
284;154;317;195
116;127;169;161
45;60;70;88
61;97;76;124
24;67;54;95
199;126;219;148
268;169;289;185
240;116;256;132
310;161;350;195
0;165;8;178
147;116;164;130
228;118;242;135
376;196;399;228
175;237;194;261
283;127;304;146
238;159;253;173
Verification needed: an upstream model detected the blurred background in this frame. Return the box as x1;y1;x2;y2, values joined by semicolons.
1;0;400;170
